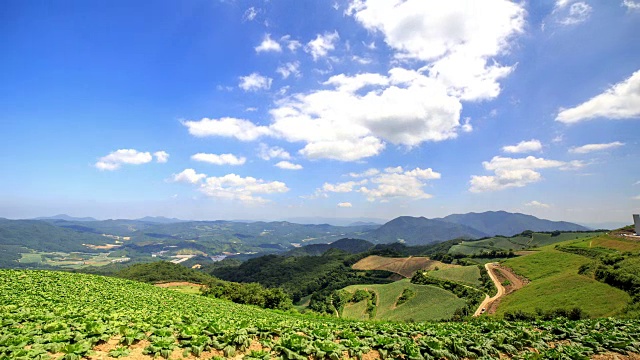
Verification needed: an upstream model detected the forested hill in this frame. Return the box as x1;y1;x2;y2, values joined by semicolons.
438;211;590;236
363;216;487;245
285;238;374;256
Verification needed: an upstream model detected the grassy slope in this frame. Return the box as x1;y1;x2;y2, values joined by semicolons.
496;239;630;318
428;266;481;287
448;232;605;255
342;279;465;321
569;234;640;252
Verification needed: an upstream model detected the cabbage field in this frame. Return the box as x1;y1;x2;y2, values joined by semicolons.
1;270;639;359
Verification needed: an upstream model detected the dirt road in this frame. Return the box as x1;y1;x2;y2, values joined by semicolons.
473;263;504;316
474;263;527;316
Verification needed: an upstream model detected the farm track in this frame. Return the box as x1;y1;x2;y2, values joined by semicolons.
474;263;525;316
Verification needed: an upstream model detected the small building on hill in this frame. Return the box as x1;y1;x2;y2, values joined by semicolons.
634;214;640;235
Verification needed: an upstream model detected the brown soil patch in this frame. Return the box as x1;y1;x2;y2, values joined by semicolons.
361;349;382;360
514;250;539;256
485;265;528;315
352;255;456;278
591;352;640;360
154;282;204;288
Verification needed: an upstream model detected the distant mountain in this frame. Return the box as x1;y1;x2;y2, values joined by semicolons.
578;222;629;231
284;217;386;227
438;211;590;237
363;216;488;246
285;238;374;256
33;214;98;222
348;221;381;226
135;216;186;224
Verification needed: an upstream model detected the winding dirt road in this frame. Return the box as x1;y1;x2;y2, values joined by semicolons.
473;263;505;317
473;262;527;316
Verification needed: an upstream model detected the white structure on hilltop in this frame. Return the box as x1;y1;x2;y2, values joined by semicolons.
634;214;640;235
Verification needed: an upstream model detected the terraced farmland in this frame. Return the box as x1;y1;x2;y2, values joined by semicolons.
352;255;454;277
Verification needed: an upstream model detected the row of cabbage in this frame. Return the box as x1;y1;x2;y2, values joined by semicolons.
1;270;639;360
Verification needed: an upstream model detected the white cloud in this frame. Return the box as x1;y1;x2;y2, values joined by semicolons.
281;35;302;52
245;107;258;112
191;153;246;166
469;156;570;193
183;0;525;162
171;169;206;184
182;117;271;141
298;137;386;161
153;151;169;163
95;149;154;171
337;202;353;208
347;0;524;101
275;161;303;170
257;143;291;160
269;69;465;161
322;180;368;193
276;62;301;79
555;1;592;25
557;70;640;123
633;195;640;200
359;167;441;201
623;0;640;11
199;174;289;204
243;7;258;21
502;139;543;154
318;166;440;202
569;141;625;154
525;200;551;208
239;73;273;91
305;31;340;61
348;168;380;178
255;34;282;53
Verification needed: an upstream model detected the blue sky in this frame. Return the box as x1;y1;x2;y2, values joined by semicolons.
1;0;639;225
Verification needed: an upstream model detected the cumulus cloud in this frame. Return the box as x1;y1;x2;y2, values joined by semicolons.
317;166;440;202
191;153;246;166
153;151;169;163
347;0;524;100
255;34;281;53
171;169;206;184
182;1;525;162
239;73;273;91
623;0;640;11
281;35;302;52
305;31;340;61
199;174;289;204
322;180;368;193
257;143;291;160
525;200;551;208
182;117;271;141
95;149;154;171
502;140;543;154
337;202;353;208
556;70;640;123
569;141;625;154
469;156;571;193
276;62;301;79
275;161;303;170
348;168;380;178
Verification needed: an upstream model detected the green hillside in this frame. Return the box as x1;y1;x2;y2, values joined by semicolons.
2;270;640;359
342;279;466;321
448;231;604;256
496;240;631;318
427;266;482;287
